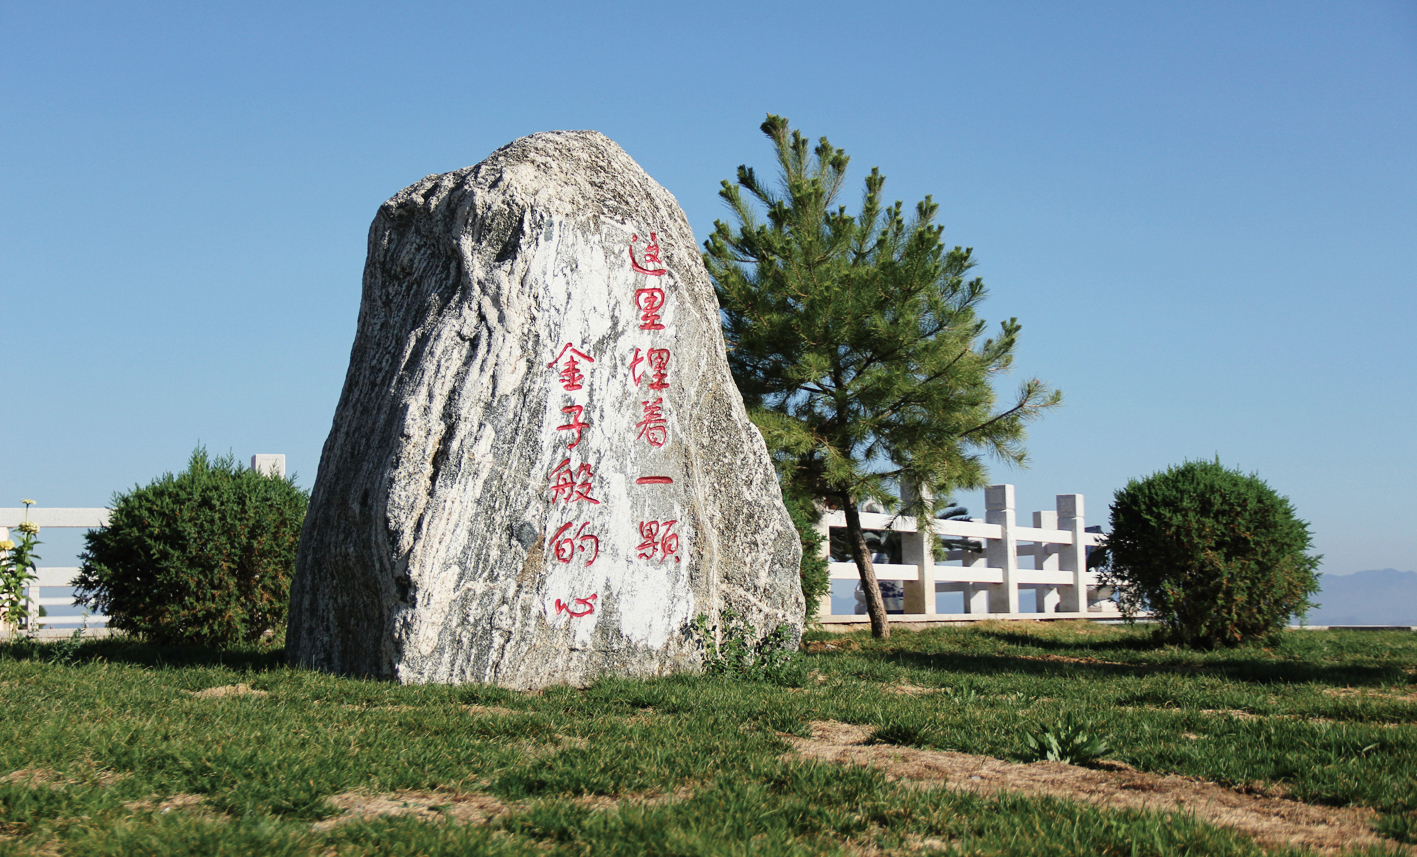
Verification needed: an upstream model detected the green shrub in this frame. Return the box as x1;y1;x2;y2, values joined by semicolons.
75;447;309;647
1098;458;1320;648
781;487;831;623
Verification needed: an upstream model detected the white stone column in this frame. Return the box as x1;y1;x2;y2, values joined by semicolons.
250;454;286;478
963;546;990;614
899;479;935;616
1033;510;1061;613
986;485;1018;614
1057;494;1086;613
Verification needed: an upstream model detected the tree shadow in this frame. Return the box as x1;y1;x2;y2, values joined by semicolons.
2;636;288;672
973;629;1161;653
873;647;1408;688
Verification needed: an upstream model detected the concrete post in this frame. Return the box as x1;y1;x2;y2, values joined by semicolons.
1057;494;1086;613
251;454;286;478
1033;510;1061;613
963;544;990;614
986;485;1018;614
899;478;935;616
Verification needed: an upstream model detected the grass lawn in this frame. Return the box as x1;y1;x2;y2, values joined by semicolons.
0;621;1413;855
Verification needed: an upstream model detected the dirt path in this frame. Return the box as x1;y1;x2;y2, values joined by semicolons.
786;720;1408;855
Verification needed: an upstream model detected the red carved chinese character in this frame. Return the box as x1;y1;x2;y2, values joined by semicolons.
630;347;671;389
634;287;666;330
636;476;674;484
547;343;595;391
636;520;680;562
555;593;598;617
548;458;600;505
557;405;589;450
629;233;667;276
550;521;599;566
635;398;668;447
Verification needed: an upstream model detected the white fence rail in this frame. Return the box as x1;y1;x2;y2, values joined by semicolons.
1;508;112;637
814;484;1119;625
5;476;1115;637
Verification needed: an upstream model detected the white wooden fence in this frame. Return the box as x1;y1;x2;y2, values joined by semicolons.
815;484;1119;625
0;507;112;638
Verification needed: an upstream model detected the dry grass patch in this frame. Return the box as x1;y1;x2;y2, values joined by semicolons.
122;793;209;814
3;765;124;789
189;683;268;699
1324;686;1417;704
312;791;510;831
787;720;1409;855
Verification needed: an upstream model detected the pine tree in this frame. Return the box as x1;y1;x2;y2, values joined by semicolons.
704;115;1061;638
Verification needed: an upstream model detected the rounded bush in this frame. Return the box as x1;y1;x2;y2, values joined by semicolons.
1100;459;1320;648
76;448;309;646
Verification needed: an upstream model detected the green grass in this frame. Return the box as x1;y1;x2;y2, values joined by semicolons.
0;622;1413;855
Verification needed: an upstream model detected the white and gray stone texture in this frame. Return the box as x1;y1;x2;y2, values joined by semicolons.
287;130;803;689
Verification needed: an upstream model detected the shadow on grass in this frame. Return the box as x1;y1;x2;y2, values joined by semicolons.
1;636;288;672
835;645;1406;688
973;629;1162;653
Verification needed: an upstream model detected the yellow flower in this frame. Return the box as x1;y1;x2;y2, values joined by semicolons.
17;522;39;535
0;540;13;551
20;500;34;507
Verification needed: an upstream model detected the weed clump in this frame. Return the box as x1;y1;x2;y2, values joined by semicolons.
695;607;800;682
1022;712;1110;765
1097;459;1320;649
75;446;308;647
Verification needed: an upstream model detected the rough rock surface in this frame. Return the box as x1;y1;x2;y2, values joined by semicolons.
287;131;803;689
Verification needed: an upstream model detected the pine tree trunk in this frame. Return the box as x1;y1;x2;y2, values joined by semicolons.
842;498;890;639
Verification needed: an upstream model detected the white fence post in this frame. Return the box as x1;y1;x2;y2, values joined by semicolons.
986;485;1018;614
251;454;286;478
899;479;935;616
964;546;990;614
1058;494;1087;613
1033;510;1062;613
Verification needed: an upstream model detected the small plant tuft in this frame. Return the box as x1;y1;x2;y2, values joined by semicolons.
695;607;800;682
1022;713;1110;765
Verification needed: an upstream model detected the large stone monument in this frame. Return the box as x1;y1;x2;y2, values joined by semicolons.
287;131;804;689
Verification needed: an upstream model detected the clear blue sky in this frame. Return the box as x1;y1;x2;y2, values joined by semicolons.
4;1;1414;576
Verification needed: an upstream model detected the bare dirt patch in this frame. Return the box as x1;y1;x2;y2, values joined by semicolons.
786;720;1407;855
885;684;941;697
312;791;510;831
1014;653;1135;668
1324;687;1417;705
123;793;207;814
313;784;693;831
569;784;694;811
190;684;268;699
803;639;863;654
3;766;124;789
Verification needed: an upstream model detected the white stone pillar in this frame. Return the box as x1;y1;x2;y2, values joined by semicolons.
250;454;286;478
899;478;935;616
986;485;1018;614
1057;494;1086;613
1033;510;1061;613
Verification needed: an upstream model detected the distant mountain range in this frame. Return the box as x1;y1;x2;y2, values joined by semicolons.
1303;569;1417;626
